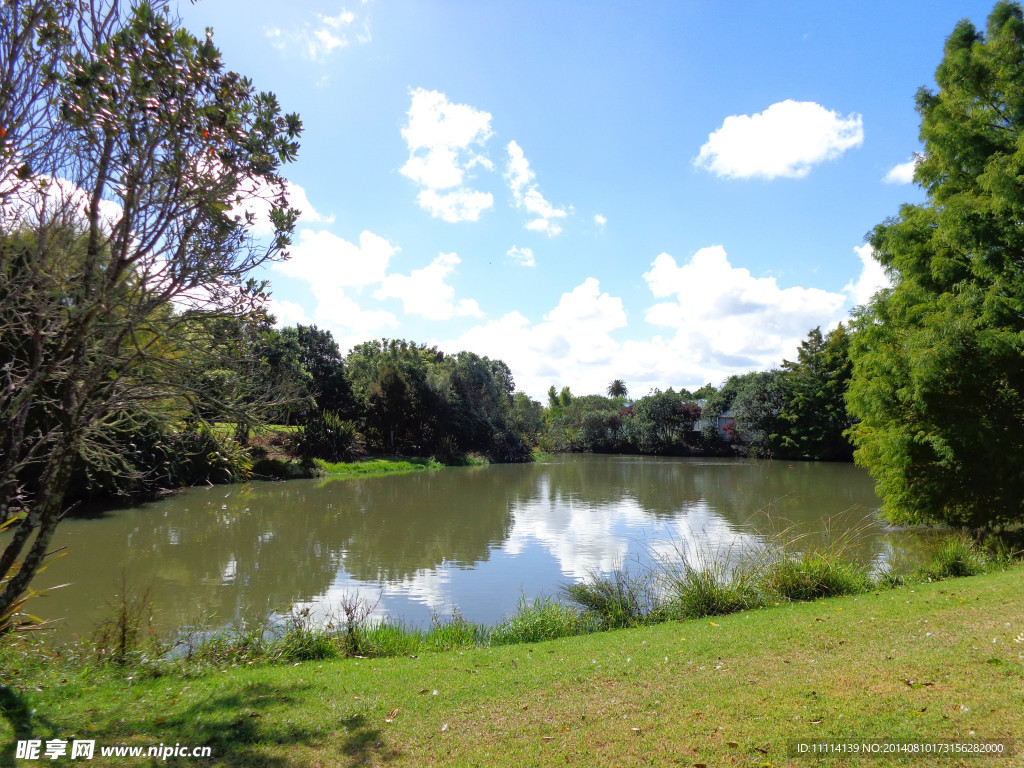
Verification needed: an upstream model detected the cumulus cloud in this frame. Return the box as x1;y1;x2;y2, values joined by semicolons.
415;188;493;223
844;243;892;306
505;141;569;236
506;245;535;267
266;297;313;327
265;9;368;62
400;88;495;222
374;252;483;320
642;245;847;369
594;213;607;227
883;157;919;184
270;229;399;350
275;228;395;289
444;278;629;397
694;100;864;179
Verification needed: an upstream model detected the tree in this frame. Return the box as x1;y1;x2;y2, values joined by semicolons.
730;370;788;458
847;1;1024;528
0;0;301;628
625;389;700;455
779;325;855;461
606;379;628;399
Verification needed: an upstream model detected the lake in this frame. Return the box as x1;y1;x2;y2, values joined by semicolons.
35;454;933;641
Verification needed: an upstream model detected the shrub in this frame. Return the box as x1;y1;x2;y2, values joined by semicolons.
296;410;359;462
562;569;656;629
664;560;765;619
918;533;990;580
763;551;872;601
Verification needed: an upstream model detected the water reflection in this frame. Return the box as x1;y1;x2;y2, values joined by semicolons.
30;455;932;640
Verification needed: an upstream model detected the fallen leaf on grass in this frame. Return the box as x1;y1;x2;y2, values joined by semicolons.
727;741;739;748
385;708;399;723
954;704;970;712
754;746;770;754
418;689;429;695
810;719;822;725
441;723;448;732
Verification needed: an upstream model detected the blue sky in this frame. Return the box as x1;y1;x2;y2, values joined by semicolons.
178;1;996;400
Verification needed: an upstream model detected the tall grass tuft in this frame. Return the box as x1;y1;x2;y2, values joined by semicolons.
663;558;766;619
491;595;597;645
763;551;872;601
918;533;990;580
562;568;656;628
422;609;488;651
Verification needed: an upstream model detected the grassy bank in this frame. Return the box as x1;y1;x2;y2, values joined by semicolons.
2;563;1022;766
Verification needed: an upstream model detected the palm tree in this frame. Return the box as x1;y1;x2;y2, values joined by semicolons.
607;379;628;398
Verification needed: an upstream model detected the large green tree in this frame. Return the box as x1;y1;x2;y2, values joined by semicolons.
779;325;854;461
0;0;301;628
847;1;1024;527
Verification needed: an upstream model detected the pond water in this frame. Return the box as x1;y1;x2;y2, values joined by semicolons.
34;454;934;641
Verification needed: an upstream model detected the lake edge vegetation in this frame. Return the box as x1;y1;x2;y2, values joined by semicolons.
1;558;1021;767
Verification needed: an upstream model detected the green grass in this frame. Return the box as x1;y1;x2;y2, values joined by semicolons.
2;565;1021;767
314;456;444;476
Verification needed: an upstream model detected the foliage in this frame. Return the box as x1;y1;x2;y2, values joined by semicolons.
343;339;533;462
847;2;1024;528
561;569;659;629
295;409;359;462
778;325;855;461
762;551;872;601
662;558;766;619
606;379;628;399
0;0;302;625
624;389;701;455
730;369;789;458
918;533;992;580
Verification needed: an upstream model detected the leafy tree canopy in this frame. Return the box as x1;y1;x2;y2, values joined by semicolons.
847;1;1024;527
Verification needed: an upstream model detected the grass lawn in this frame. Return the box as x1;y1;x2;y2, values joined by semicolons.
2;566;1022;767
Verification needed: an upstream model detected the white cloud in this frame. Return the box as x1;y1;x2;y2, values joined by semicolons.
415;188;494;223
505;141;569;236
275;228;395;289
844;243;891;306
271;228;399;351
883;157;919;184
374;252;483;320
266;298;313;327
265;9;366;62
400;88;495;222
506;245;535;267
694;100;864;180
642;246;847;370
445;278;628;397
594;213;607;227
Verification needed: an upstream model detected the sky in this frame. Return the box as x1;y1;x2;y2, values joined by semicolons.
176;0;999;401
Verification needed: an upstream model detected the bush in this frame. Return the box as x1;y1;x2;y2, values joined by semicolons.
918;534;990;580
562;569;656;629
296;410;359;462
664;560;765;619
763;552;872;601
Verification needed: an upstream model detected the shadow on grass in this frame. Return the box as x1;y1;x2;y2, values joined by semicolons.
88;680;351;767
339;714;402;767
1;684;34;767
